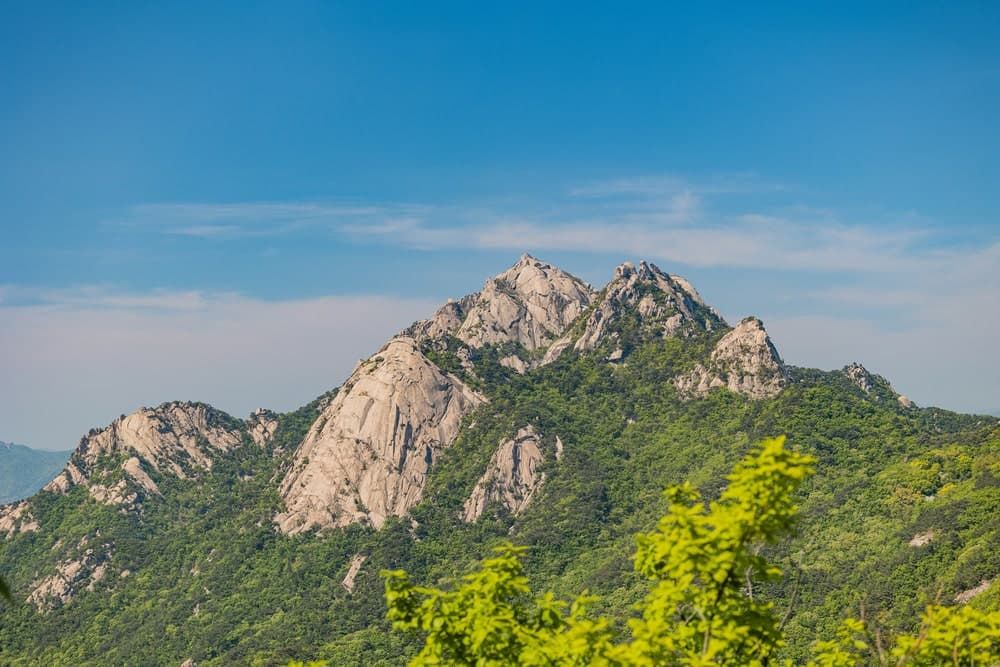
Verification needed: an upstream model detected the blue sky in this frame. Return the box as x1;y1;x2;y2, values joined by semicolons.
1;2;998;449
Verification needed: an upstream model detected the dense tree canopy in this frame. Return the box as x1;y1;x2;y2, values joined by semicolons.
383;438;1000;666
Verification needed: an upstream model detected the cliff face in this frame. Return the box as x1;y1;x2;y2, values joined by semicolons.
674;317;788;400
463;426;546;522
275;337;485;533
43;402;245;509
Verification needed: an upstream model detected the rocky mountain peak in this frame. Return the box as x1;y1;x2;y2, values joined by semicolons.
404;255;596;372
246;408;279;446
455;255;596;351
43;401;244;508
675;316;788;400
840;362;914;408
542;259;725;364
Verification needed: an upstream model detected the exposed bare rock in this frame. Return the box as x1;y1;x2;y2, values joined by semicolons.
341;553;367;592
908;530;934;547
499;355;528;374
88;480;137;507
247;408;279;446
457;255;594;350
844;362;874;393
28;543;113;610
555;436;564;461
406;255;596;372
0;501;39;537
76;402;242;476
122;457;160;496
42;402;243;511
898;395;914;409
674;317;788;400
542;260;724;365
540;336;576;366
44;462;86;494
955;579;993;604
407;296;476;341
276;337;486;533
463;426;545;522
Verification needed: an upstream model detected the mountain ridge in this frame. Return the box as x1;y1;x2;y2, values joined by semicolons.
2;255;998;665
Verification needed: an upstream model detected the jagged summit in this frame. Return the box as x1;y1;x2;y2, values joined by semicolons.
675;316;788;400
407;254;596;354
840;362;915;408
542;259;726;364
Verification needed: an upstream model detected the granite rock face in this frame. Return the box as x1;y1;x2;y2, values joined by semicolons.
407;255;596;368
247;408;280;446
43;402;244;509
542;260;724;365
674;317;788;400
463;426;546;522
275;337;486;534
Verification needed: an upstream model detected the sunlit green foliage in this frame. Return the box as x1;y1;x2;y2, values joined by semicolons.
384;438;1000;666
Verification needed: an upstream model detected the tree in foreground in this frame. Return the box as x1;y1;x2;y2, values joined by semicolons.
381;436;1000;666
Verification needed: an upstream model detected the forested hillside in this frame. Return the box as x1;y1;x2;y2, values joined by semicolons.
0;257;997;665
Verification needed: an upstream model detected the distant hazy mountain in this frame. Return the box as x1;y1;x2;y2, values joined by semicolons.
0;442;70;504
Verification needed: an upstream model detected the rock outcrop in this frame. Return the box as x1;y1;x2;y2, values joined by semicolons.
674;317;788;400
844;362;875;394
247;408;279;446
542;260;724;365
0;501;39;536
840;362;915;408
341;554;367;592
27;540;113;610
407;255;596;370
463;426;545;522
276;337;486;533
955;579;993;604
44;402;244;509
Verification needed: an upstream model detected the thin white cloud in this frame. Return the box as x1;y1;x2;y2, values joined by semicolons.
0;285;232;310
344;214;946;273
111;201;430;239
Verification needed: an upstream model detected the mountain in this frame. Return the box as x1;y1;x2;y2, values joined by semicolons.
0;442;70;505
1;255;998;665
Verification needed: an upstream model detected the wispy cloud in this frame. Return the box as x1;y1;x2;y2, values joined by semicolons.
110;201;426;239
0;285;233;310
343;213;942;273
